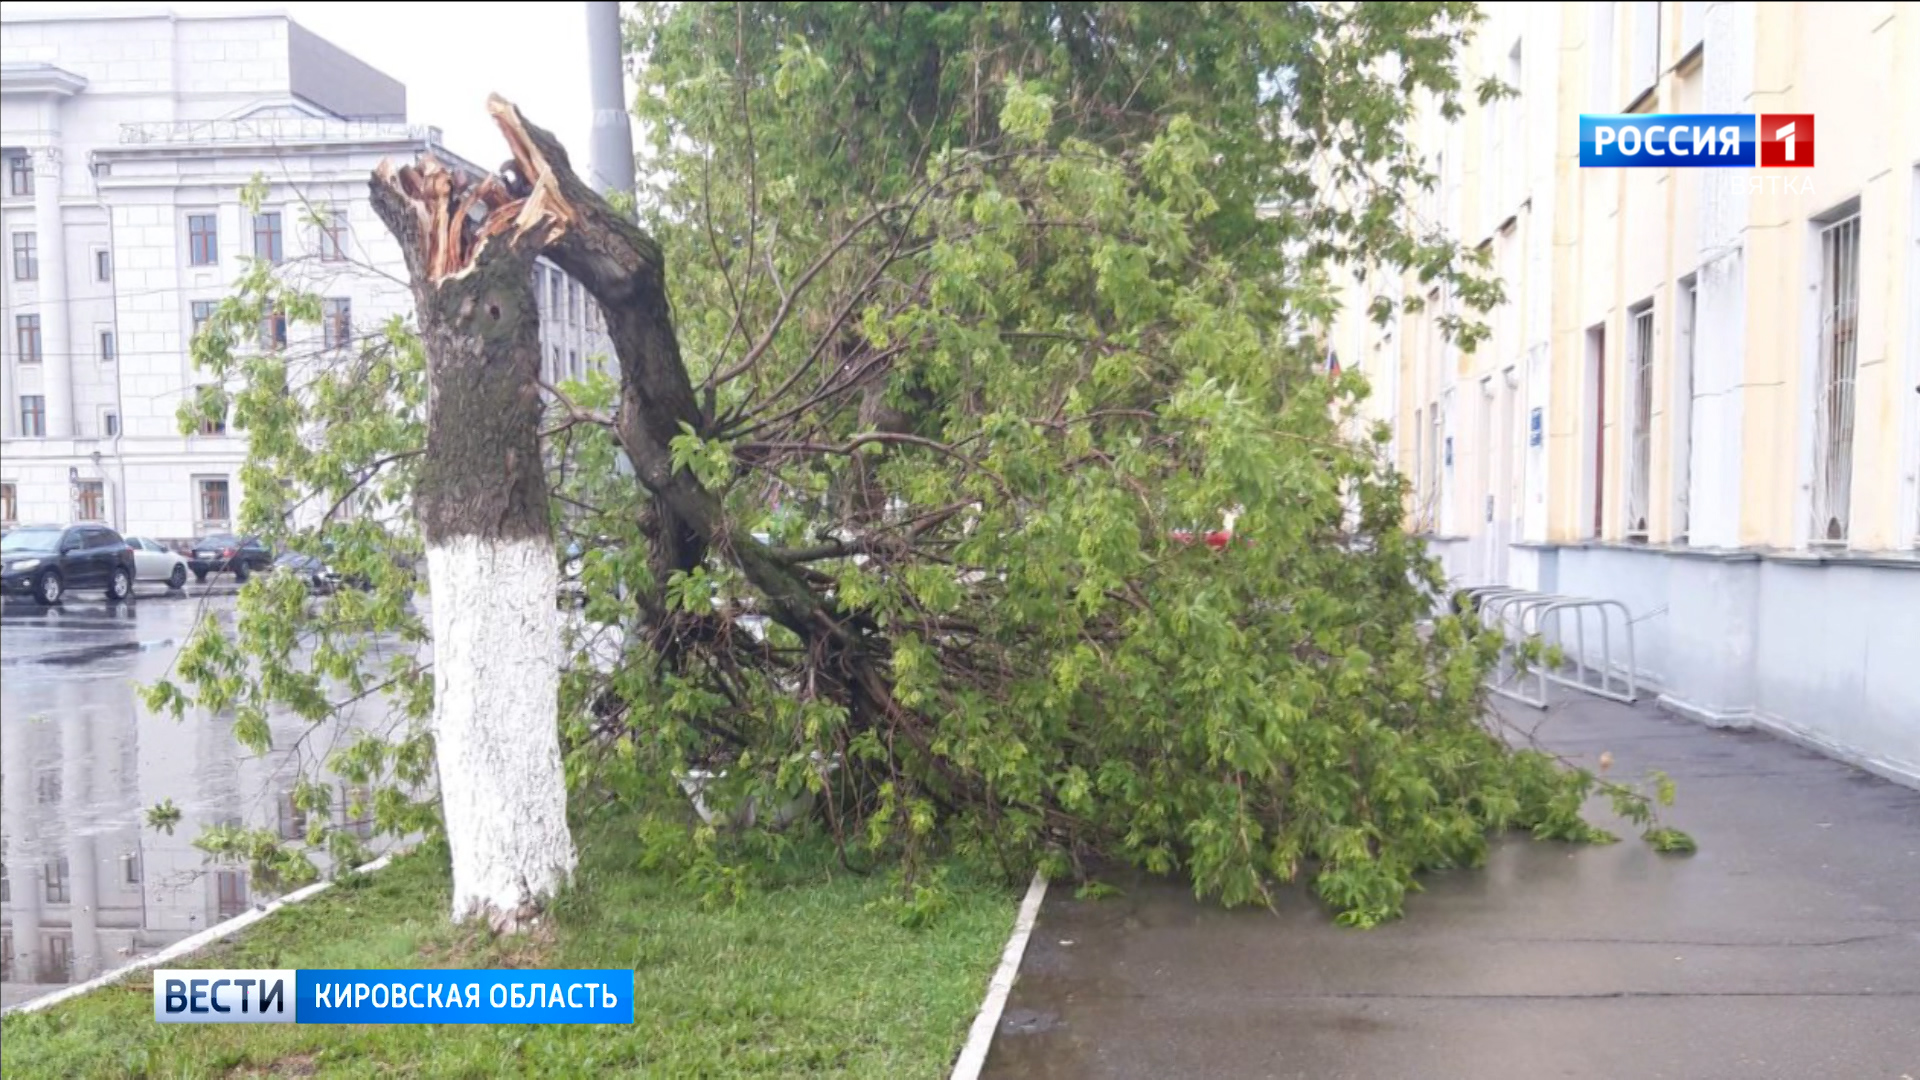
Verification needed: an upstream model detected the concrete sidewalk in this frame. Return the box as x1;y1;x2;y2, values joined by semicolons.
983;695;1920;1079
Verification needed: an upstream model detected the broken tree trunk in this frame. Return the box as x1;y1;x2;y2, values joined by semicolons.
369;148;576;932
481;97;969;805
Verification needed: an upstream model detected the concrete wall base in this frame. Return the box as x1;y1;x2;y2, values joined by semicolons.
1432;537;1920;790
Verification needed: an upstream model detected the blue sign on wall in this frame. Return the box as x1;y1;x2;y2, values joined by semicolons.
1529;407;1543;448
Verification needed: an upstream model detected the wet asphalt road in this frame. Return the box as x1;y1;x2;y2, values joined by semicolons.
985;695;1920;1079
1;591;401;1009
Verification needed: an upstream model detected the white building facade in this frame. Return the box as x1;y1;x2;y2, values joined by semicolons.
1;10;608;543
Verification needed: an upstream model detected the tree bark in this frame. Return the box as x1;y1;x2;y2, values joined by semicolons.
369;151;577;932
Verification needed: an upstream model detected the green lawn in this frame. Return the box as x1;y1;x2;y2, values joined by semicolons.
1;816;1018;1079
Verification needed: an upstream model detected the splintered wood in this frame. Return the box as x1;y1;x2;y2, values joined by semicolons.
372;94;581;283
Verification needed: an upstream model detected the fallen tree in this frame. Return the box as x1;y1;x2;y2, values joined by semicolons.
152;3;1687;929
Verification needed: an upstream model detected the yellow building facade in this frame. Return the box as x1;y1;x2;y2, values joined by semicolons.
1347;1;1920;783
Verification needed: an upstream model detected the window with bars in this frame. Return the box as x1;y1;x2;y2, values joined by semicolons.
323;298;352;350
253;211;284;264
187;213;218;265
1811;212;1861;544
8;152;32;196
16;314;41;362
1625;303;1655;540
75;481;105;522
12;231;37;280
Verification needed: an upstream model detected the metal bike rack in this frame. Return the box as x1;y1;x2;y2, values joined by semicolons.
1452;586;1639;708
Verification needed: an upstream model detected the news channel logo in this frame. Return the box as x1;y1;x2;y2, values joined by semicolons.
1579;113;1814;168
153;969;635;1024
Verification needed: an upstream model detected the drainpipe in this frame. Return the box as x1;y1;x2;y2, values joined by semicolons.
87;151;129;533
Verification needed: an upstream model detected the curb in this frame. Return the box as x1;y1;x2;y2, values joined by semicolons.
950;870;1049;1080
1;854;394;1018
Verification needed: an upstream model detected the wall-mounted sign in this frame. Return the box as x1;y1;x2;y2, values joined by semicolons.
1528;408;1543;448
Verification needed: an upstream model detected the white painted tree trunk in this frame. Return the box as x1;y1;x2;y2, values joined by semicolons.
426;534;577;929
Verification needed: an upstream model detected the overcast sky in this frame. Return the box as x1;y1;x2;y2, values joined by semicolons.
6;2;639;165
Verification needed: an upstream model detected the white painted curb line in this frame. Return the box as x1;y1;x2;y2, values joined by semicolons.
1;854;394;1017
951;870;1049;1080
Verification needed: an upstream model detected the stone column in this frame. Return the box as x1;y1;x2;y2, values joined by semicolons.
32;144;75;439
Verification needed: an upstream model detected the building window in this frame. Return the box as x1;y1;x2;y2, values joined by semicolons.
322;298;351;350
122;852;141;885
75;481;105;522
319;209;346;262
7;152;32;196
1674;278;1698;544
1590;2;1616;110
187;213;218;266
1426;403;1442;528
12;231;37;281
105;411;120;438
191;300;217;339
568;349;580;380
252;211;283;264
95;248;112;282
100;329;116;363
1586;324;1608;538
1811;211;1862;545
548;271;561;314
278;790;309;841
45;857;70;903
1625;302;1655;540
344;784;375;839
1;482;16;527
199;405;228;437
43;933;73;984
568;279;581;324
197;477;232;528
258;306;288;351
1627;1;1660;106
21;395;46;438
216;870;249;918
0;861;8;902
16;314;41;363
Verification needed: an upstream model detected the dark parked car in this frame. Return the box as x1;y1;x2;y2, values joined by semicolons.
1;524;137;605
188;534;273;583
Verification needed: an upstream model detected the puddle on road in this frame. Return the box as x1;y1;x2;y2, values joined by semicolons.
2;598;413;1009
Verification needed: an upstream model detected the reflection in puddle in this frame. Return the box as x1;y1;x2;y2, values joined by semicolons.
1;598;409;1008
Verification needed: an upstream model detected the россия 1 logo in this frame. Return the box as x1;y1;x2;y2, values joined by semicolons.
1580;113;1813;168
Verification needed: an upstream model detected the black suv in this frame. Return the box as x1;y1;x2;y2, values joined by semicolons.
1;524;138;605
189;534;274;583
